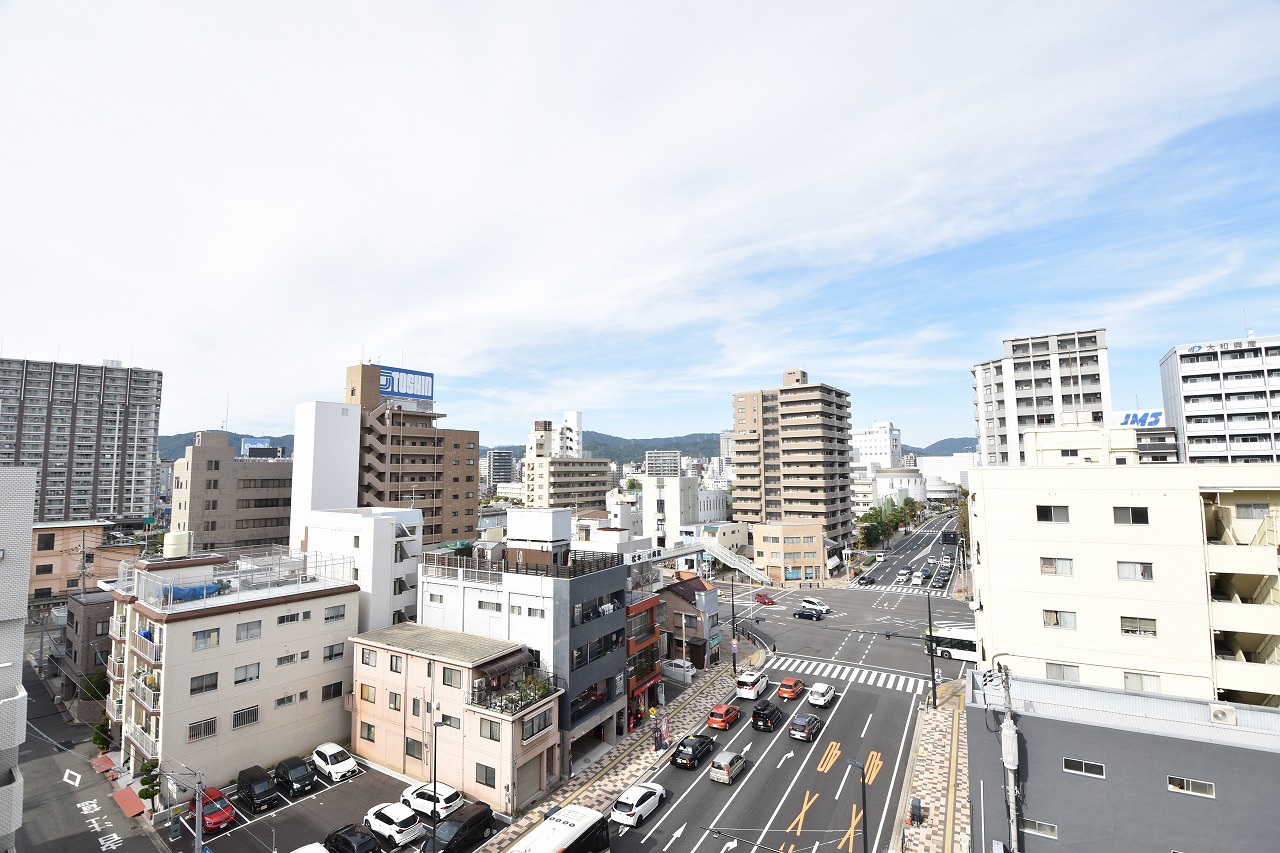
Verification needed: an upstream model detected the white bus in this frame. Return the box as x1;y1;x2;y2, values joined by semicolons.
507;804;611;853
926;626;980;662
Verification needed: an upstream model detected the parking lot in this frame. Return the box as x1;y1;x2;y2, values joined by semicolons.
162;762;501;853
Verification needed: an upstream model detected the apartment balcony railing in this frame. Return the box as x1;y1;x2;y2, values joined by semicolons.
133;632;163;665
123;721;158;760
468;668;565;717
129;675;161;712
108;616;127;641
106;659;126;681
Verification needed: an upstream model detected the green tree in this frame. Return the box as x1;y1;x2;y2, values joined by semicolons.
625;478;639;491
138;760;161;810
92;712;113;753
82;671;108;700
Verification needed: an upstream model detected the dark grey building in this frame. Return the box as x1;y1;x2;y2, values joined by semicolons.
967;671;1280;853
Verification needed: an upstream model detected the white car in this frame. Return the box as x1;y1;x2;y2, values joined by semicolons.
311;742;359;782
401;780;464;820
894;575;909;585
800;597;832;614
926;555;938;565
610;782;667;827
807;683;836;707
735;670;770;699
364;802;426;849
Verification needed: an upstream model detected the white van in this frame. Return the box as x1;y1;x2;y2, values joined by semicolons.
735;670;769;699
911;572;926;586
800;597;832;614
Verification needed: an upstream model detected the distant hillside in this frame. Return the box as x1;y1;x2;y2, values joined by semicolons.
905;437;977;456
160;432;294;461
482;430;721;465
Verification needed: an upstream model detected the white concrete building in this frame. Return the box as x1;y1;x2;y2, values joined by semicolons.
969;463;1280;707
697;488;728;523
848;421;901;473
914;452;980;491
638;475;700;548
290;401;362;545
1160;331;1280;464
973;329;1112;467
0;468;36;849
873;467;927;505
644;450;681;476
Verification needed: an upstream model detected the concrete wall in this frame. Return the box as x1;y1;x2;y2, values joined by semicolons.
0;469;36;849
290;402;360;550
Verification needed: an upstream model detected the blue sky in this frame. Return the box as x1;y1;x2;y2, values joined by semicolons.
2;3;1279;449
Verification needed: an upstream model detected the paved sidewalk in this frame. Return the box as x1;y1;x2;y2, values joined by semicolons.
892;680;970;853
480;650;758;852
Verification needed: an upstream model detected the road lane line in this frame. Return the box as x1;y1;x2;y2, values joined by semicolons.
860;714;873;738
870;700;919;853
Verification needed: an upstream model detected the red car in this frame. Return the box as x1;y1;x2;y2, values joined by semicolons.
754;593;776;605
707;703;741;730
777;677;806;700
191;786;236;833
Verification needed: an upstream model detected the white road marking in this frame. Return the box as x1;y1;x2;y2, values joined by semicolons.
860;713;873;738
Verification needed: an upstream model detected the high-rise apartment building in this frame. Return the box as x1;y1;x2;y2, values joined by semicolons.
644;450;681;476
523;419;610;511
1159;331;1280;464
848;420;901;473
730;369;854;544
171;431;293;554
482;449;515;488
972;330;1111;466
0;358;162;527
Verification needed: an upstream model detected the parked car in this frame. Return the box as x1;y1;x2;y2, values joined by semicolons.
236;765;280;813
856;574;876;586
751;700;784;732
707;703;741;730
427;802;495;852
275;756;317;796
735;670;769;699
401;780;464;821
807;683;836;707
793;608;823;621
754;592;777;605
364;802;425;850
190;786;236;834
671;734;717;769
312;742;359;782
610;782;666;827
788;714;825;742
708;750;747;785
322;824;379;853
800;597;832;614
777;677;805;700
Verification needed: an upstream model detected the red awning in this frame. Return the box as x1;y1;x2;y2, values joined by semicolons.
111;787;146;818
630;671;662;696
90;755;115;774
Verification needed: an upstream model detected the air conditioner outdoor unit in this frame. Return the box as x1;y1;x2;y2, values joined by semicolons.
473;678;486;692
1208;702;1237;726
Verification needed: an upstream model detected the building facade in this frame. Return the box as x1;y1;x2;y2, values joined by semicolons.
482;450;515;491
848;420;901;473
524;420;610;511
0;468;36;850
749;519;831;583
658;576;722;669
972;330;1111;467
730;369;854;545
643;450;681;477
171;431;293;554
1159;331;1280;464
28;520;143;613
0;358;162;527
638;475;699;548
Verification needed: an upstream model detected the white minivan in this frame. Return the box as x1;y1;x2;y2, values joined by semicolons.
735;670;769;699
910;572;927;586
800;597;832;614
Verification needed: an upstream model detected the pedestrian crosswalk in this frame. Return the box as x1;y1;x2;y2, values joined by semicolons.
766;656;926;695
847;584;950;598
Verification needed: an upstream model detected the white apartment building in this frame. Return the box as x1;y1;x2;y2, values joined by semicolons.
551;411;583;459
294;507;423;631
644;450;681;477
914;452;979;491
0;469;37;850
873;467;927;506
969;463;1280;707
106;546;359;796
848;421;901;473
638;475;699;547
972;329;1112;466
1160;331;1280;464
523;419;610;511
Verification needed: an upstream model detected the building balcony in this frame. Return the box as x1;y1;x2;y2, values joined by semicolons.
1183;401;1224;413
1205;541;1277;575
1213;654;1280;697
1184;421;1224;434
1189;441;1227;453
129;674;161;713
468;667;564;717
1223;377;1266;390
108;615;126;641
1226;397;1268;409
107;658;126;681
1210;599;1280;636
123;721;158;760
1230;440;1274;452
133;632;163;665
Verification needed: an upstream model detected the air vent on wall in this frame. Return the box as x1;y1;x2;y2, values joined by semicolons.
1208;702;1236;726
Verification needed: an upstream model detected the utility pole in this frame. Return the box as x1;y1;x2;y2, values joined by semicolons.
925;588;938;709
999;664;1019;853
729;571;737;675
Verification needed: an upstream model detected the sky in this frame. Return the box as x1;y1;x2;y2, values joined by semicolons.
3;3;1280;450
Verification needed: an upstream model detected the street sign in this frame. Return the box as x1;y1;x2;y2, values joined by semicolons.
731;639;738;653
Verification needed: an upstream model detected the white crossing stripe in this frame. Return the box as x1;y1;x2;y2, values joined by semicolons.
856;669;870;684
815;663;834;678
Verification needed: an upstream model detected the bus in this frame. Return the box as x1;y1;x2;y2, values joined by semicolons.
507;804;610;853
926;626;980;662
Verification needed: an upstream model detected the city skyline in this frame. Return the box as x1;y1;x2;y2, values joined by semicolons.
3;4;1279;448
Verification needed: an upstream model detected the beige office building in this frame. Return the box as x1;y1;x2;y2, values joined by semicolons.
730;369;854;545
171;431;293;555
523;420;610;511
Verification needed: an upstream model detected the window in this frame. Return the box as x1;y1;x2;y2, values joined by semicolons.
440;714;460;729
1168;775;1214;798
429;593;444;604
523;707;553;740
278;613;299;626
360;684;376;703
277;654;296;666
322;681;343;701
36;533;55;551
202;521;216;532
206;460;220;471
406;738;423;760
94;620;108;637
389;692;402;711
682;613;698;629
528;608;546;618
232;706;259;729
205;479;218;490
1043;610;1077;630
299;690;308;701
1124;672;1160;692
1236;503;1269;520
478;601;501;612
1113;506;1149;525
1117;561;1154;581
480;718;501;741
236;620;262;641
1039;557;1072;576
1059;448;1078;457
1121;616;1157;637
234;663;260;684
442;667;461;688
1046;663;1079;683
203;499;218;510
510;605;523;616
323;643;344;662
188;718;217;742
1063;757;1104;778
33;587;51;599
301;650;310;660
192;628;219;650
390;654;403;673
324;605;346;623
412;697;421;717
190;673;218;695
34;564;53;575
1018;818;1058;839
1036;505;1069;523
475;763;496;787
362;648;377;666
275;694;296;708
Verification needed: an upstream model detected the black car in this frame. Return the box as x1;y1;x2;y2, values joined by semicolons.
856;574;877;586
793;609;823;621
930;577;947;589
670;734;717;769
751;700;784;732
323;824;379;853
274;756;317;796
427;802;494;852
788;714;825;742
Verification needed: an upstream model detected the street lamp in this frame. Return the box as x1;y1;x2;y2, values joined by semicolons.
847;760;869;853
926;587;938;709
427;719;449;853
729;571;737;675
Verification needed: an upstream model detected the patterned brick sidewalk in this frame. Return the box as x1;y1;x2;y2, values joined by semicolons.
895;681;970;853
